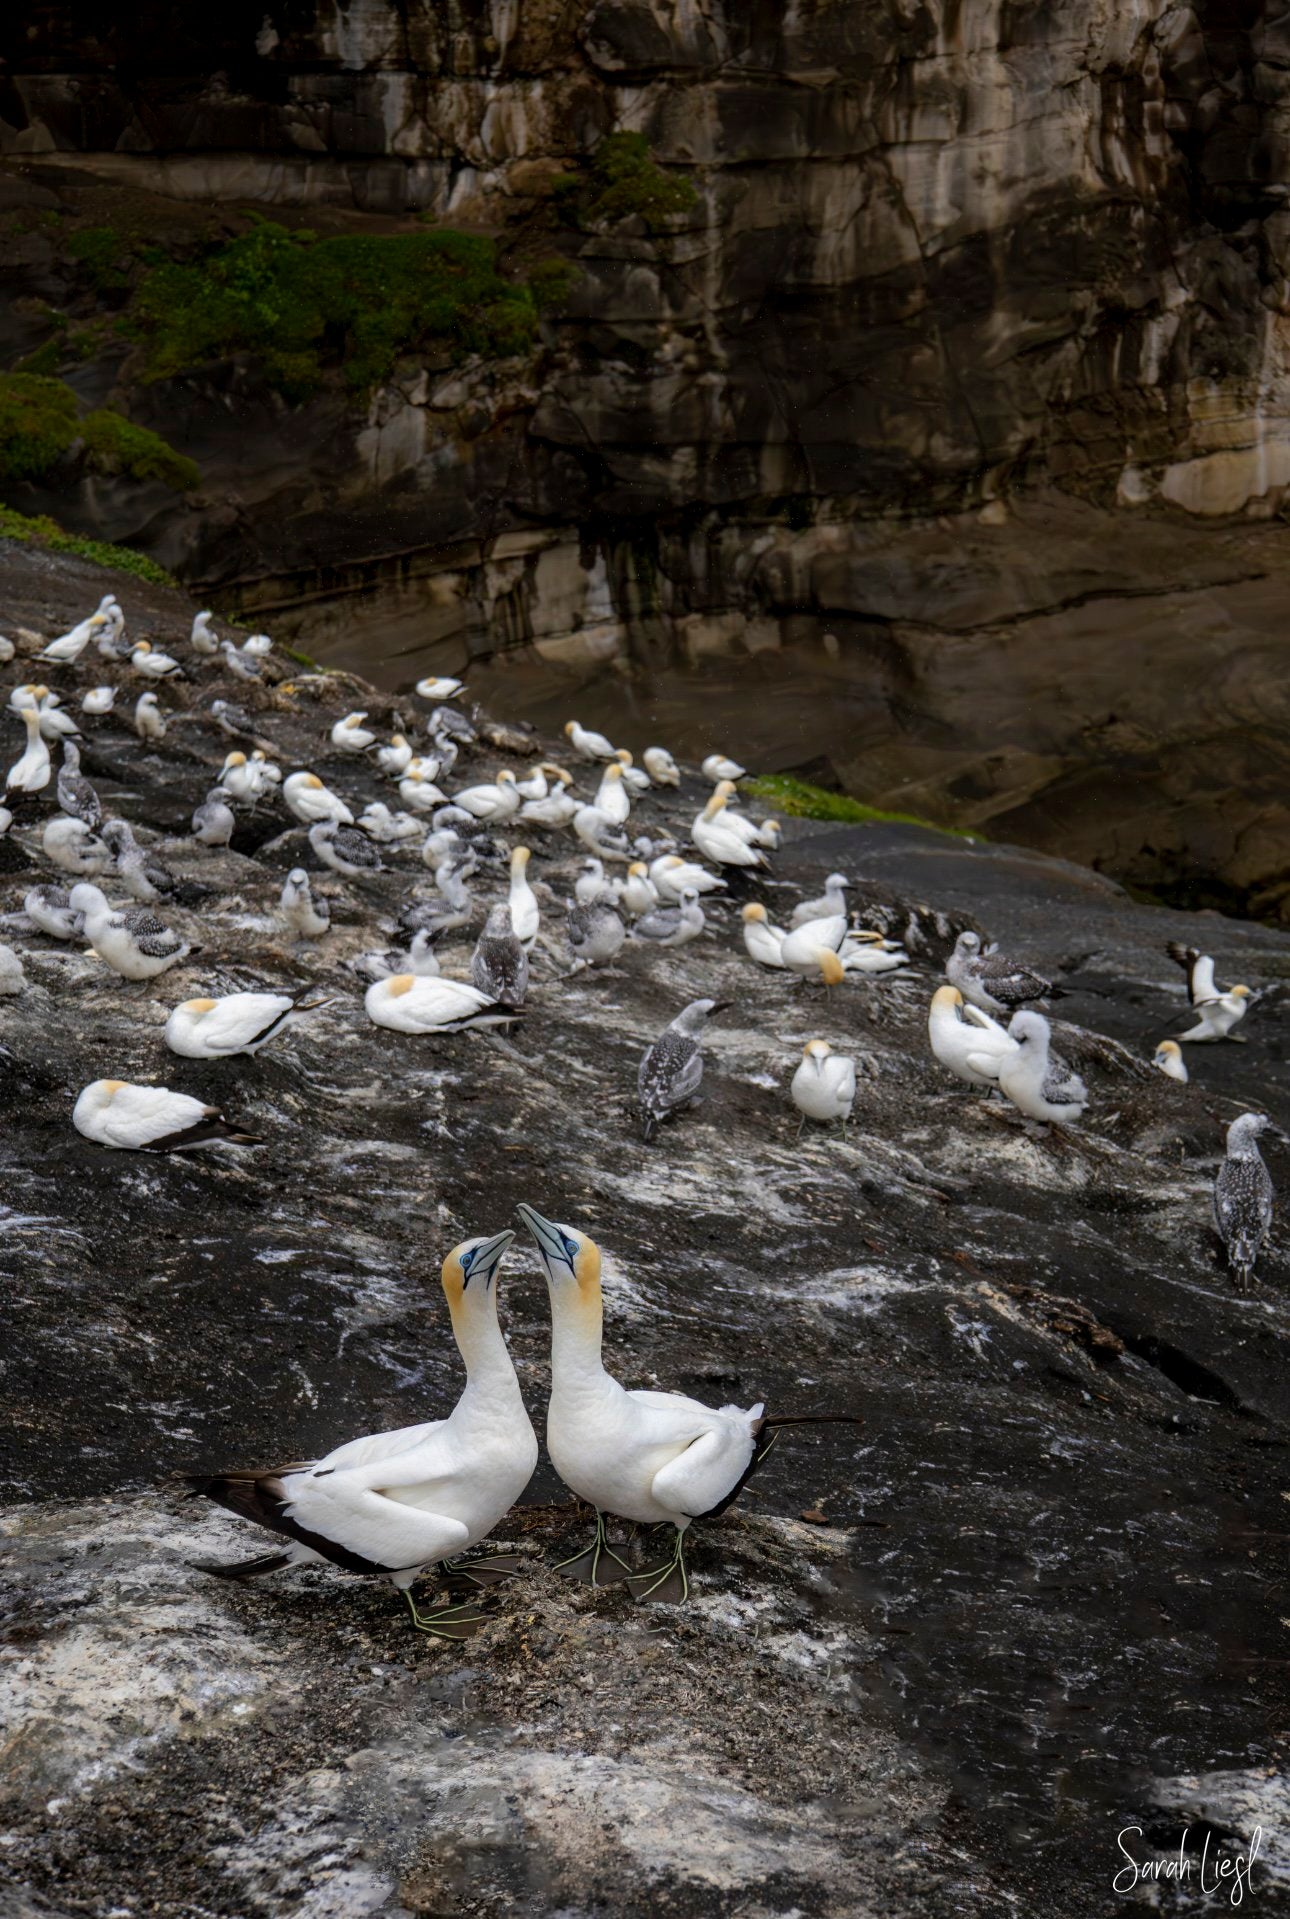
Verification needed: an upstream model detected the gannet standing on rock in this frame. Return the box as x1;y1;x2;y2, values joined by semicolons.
637;997;725;1141
284;772;354;827
185;1230;536;1637
134;692;165;741
6;708;50;797
791;874;849;927
566;899;625;969
573;805;630;863
453;770;521;823
165;991;328;1059
42;816;110;877
564;719;617;763
692;792;769;871
1213;1114;1275;1292
73;1080;259;1152
741;901;787;969
947;931;1064;1014
508;846;539;948
190;611;220;656
643;747;680;787
1168;943;1252;1042
1153;1039;1188;1082
308;820;384;879
631;886;705;949
518;1206;861;1603
281;868;329;942
57;739;101;829
69;883;196;980
365;973;523;1035
997;1011;1088;1126
191;790;236;847
701;753;746;783
331;712;375;753
100;819;179;903
791;1040;856;1138
472;903;529;1006
594;762;631;826
37;600;112;664
927;985;1019;1090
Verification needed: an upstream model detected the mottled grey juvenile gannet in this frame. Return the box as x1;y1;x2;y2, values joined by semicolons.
57;739;101;829
100;819;179;903
73;1079;260;1151
567;898;625;968
192;789;236;847
637;997;725;1141
308;820;384;879
280;867;330;941
947;930;1064;1014
791;1039;857;1138
1152;1039;1188;1082
1214;1113;1275;1292
42;815;110;877
927;985;1018;1089
365;973;523;1035
472;903;529;1006
631;886;705;949
165;990;329;1059
997;1011;1088;1125
221;639;261;682
69;882;195;980
1168;943;1252;1043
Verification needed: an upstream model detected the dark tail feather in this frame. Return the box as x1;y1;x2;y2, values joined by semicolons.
703;1412;865;1521
190;1549;293;1581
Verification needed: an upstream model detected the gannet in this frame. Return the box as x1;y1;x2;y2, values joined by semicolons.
706;782;761;846
25;884;83;941
131;641;182;680
353;929;442;982
69;883;195;980
56;739;101;829
594;761;631;826
6;684;40;713
81;686;115;715
840;933;909;976
42;815;110;877
638;998;725;1140
429;705;474;745
134;692;166;741
37;601;111;663
32;691;80;742
191;610;220;656
780;912;849;980
564;719;617;762
997;1012;1088;1125
519;1206;859;1603
221;639;261;681
281;867;330;941
308;820;383;879
701;753;746;783
618;862;658;917
0;943;26;994
192;789;236;846
420;857;476;936
816;950;846;993
791;874;849;927
791;1040;857;1137
398;769;449;813
365;973;522;1035
1168;943;1252;1042
947;931;1063;1014
283;771;354;826
100;820;177;903
692;792;769;870
377;735;414;776
331;711;375;753
186;1229;536;1636
472;903;529;1006
166;990;328;1059
415;675;466;702
651;854;724;902
643;746;680;787
1152;1039;1188;1082
575;857;615;905
219;752;260;804
573;805;630;862
519;772;578;829
360;802;422;844
514;764;550;802
1214;1114;1275;1292
927;985;1019;1089
741;901;787;969
757;818;782;852
453;770;521;823
567;899;625;968
241;633;274;659
250;750;281;787
614;749;651;794
73;1079;260;1152
631;886;705;949
6;709;50;796
509;846;539;948
95;602;127;659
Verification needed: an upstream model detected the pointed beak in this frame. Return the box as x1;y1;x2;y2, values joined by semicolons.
516;1203;571;1273
708;1000;732;1015
465;1227;515;1287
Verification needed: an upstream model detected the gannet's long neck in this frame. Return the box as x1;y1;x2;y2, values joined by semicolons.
448;1294;525;1414
548;1276;609;1396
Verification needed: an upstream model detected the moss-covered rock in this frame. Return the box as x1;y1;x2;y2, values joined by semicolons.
0;504;177;585
0;373;79;481
80;409;199;491
556;133;698;232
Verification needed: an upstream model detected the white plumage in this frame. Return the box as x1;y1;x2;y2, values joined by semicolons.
283;771;354;826
791;1040;857;1134
365;973;521;1034
165;992;324;1059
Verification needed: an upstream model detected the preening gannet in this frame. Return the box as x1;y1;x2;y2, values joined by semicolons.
1168;943;1252;1042
283;771;354;827
740;901;787;969
130;641;182;680
192;789;236;847
791;874;849;927
25;883;83;941
692;792;769;870
1153;1039;1188;1082
1214;1114;1275;1292
564;719;617;762
166;990;329;1059
997;1011;1088;1125
637;998;725;1141
365;973;523;1035
472;903;529;1006
415;675;466;701
567;899;625;968
57;739;100;829
73;1079;260;1152
927;985;1019;1090
37;600;112;663
280;867;330;941
701;753;746;783
82;686;115;715
508;846;539;948
69;882;195;980
643;746;680;787
190;610;220;656
518;1206;861;1603
42;815;110;877
791;1039;856;1138
377;735;414;776
453;770;521;823
947;931;1064;1014
6;708;50;796
308;820;384;879
331;711;376;752
134;692;166;741
594;762;631;826
631;886;704;949
185;1230;536;1636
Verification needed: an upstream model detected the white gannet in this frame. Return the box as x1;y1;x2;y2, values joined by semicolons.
594;761;631;826
756;817;782;852
69;882;195;980
651;854;724;902
331;711;375;753
221;639;261;681
308;820;384;879
643;746;680;787
780;912;849;980
567;899;625;968
415;675;466;702
840;932;909;976
509;846;539;948
130;641;183;680
1153;1039;1188;1082
1214;1114;1275;1292
997;1011;1088;1125
360;802;422;844
32;691;80;742
25;883;83;941
100;819;177;903
95;602;127;659
192;789;236;846
6;684;40;713
575;857;615;905
514;764;550;802
947;931;1063;1014
241;633;274;659
134;692;166;741
791;1039;857;1138
741;901;787;969
638;998;725;1140
519;770;578;829
191;610;220;656
6;708;50;796
573;804;630;862
471;903;529;1006
365;973;523;1035
927;985;1019;1089
57;739;101;829
73;1079;260;1152
453;770;521;823
631;886;705;949
283;771;354;826
614;748;651;794
219;751;260;804
564;719;617;762
705;781;761;846
619;862;658;918
692;792;768;870
1168;942;1252;1042
418;856;476;936
82;686;116;715
42;815;110;877
701;753;746;783
518;1206;860;1603
791;873;849;927
377;734;414;777
38;601;112;664
165;990;328;1059
397;769;449;813
185;1229;537;1636
250;749;281;787
0;943;26;994
281;867;330;941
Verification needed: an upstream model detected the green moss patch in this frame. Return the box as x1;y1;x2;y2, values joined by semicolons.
0;373;79;480
0;504;177;587
80;410;199;490
744;773;976;839
555;133;698;232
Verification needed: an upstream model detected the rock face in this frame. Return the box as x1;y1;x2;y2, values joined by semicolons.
0;546;1287;1916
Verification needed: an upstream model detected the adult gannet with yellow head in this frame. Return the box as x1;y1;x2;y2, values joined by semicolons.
165;990;330;1059
365;972;523;1035
518;1205;861;1603
927;984;1019;1090
283;771;354;826
184;1229;538;1636
692;790;769;870
1168;943;1253;1043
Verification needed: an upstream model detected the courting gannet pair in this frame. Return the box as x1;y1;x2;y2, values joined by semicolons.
37;597;115;663
928;989;1085;1122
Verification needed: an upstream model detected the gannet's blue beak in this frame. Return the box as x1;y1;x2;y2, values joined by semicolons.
460;1228;514;1288
517;1203;577;1277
